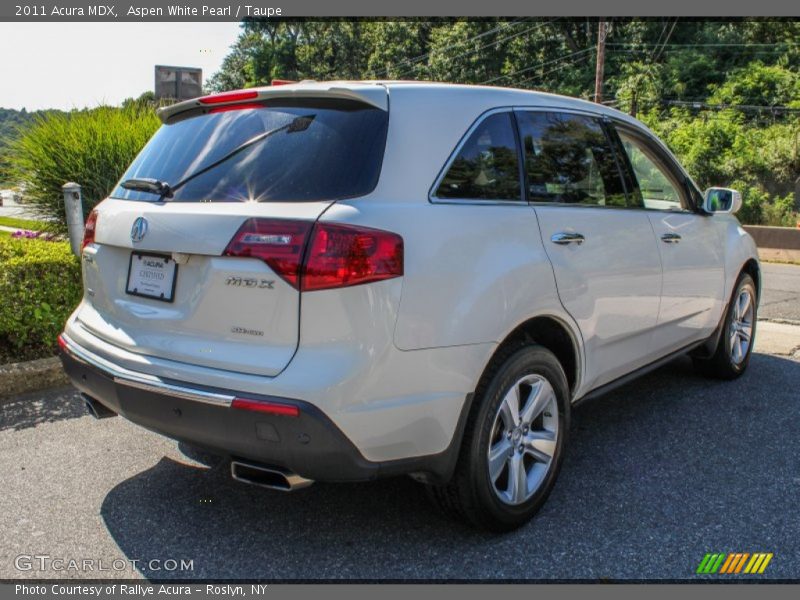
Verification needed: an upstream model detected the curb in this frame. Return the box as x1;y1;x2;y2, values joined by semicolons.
0;356;70;400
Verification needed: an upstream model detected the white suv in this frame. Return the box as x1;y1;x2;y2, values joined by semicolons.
59;82;760;531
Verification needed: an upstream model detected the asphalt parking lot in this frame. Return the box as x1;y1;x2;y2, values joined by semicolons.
2;353;798;581
1;264;799;582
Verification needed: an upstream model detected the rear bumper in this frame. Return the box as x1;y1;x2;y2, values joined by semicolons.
59;334;468;483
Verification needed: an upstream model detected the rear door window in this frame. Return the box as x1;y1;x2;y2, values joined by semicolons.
515;111;630;208
434;112;522;202
112;98;388;203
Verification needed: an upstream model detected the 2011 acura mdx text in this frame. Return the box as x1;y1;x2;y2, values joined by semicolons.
59;82;760;530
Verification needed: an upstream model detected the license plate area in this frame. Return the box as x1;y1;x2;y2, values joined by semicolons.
126;252;178;303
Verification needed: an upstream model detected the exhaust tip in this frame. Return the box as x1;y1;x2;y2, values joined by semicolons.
230;461;313;492
81;393;118;419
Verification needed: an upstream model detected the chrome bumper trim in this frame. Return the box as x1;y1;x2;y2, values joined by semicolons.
60;334;235;407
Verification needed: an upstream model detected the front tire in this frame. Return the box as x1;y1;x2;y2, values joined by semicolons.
693;273;757;380
426;345;569;531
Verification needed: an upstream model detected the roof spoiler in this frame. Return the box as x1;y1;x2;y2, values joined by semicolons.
157;82;388;123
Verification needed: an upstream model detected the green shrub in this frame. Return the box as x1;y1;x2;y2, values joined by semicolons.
6;104;160;232
0;237;82;363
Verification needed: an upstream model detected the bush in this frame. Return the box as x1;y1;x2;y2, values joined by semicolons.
0;237;82;363
6;104;160;232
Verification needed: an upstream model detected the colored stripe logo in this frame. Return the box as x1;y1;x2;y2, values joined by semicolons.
697;552;773;574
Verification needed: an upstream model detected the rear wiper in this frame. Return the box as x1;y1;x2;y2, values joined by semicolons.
120;178;173;198
119;114;316;201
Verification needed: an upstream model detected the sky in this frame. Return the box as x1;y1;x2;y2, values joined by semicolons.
0;22;242;111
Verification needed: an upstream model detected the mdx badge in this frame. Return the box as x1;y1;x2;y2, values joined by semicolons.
226;276;275;289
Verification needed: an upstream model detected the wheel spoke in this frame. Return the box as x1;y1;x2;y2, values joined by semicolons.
488;438;512;482
520;379;554;425
507;453;527;504
523;430;556;463
733;334;743;362
739;326;752;344
739;292;752;321
499;387;520;428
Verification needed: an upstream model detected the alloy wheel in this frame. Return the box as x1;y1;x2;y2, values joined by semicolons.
487;374;559;505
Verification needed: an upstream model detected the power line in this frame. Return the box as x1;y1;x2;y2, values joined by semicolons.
480;48;593;85
509;51;594;89
661;99;800;112
607;42;800;47
369;18;531;79
416;19;558;76
652;19;678;63
650;20;671;59
397;19;557;80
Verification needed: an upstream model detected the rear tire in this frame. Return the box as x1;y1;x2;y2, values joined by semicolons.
426;344;569;531
693;273;757;380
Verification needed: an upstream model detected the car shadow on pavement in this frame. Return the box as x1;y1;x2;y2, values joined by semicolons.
0;386;84;432
99;354;800;581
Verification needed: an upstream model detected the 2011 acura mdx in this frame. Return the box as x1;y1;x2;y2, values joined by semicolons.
59;81;760;530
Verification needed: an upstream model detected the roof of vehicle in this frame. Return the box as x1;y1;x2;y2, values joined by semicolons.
157;80;643;128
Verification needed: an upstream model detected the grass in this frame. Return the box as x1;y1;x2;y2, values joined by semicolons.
0;216;47;231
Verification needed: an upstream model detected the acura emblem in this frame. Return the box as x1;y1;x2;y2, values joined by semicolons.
130;217;148;243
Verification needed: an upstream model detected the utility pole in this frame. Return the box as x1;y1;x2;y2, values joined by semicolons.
594;20;607;104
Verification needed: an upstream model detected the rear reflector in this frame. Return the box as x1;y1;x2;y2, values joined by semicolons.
223;218;404;291
198;90;259;105
57;335;67;351
231;398;300;417
82;209;99;250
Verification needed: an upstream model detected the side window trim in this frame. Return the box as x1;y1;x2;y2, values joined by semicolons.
598;118;643;209
429;107;526;205
610;121;698;212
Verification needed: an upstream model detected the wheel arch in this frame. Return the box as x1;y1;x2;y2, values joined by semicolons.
740;257;761;301
481;315;582;399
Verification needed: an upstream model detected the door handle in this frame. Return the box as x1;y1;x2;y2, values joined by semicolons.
551;232;585;245
661;233;681;244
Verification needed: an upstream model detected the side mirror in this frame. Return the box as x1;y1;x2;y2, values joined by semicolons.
703;187;742;214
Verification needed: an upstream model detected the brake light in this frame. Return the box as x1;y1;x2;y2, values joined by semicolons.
223;218;313;288
209;102;264;114
57;334;68;351
232;398;300;417
198;90;259;105
302;223;404;292
271;79;296;86
223;219;404;291
82;209;98;250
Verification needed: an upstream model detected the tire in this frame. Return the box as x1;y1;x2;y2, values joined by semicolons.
425;344;570;532
693;273;757;380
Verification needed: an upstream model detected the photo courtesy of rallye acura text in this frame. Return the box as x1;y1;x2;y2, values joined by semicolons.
59;81;760;531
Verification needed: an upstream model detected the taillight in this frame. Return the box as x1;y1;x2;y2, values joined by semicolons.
82;209;98;250
302;223;403;292
223;218;313;288
223;219;404;291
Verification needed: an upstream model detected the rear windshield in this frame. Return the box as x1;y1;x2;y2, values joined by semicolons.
111;99;388;203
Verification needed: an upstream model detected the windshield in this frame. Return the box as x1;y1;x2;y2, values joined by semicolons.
111;99;388;203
